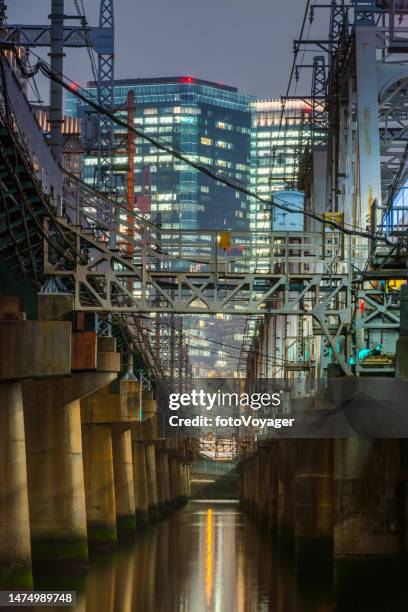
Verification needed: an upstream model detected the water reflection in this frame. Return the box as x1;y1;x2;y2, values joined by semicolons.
32;500;405;612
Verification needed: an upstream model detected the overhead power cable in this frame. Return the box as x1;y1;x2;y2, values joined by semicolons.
13;48;390;245
121;312;294;366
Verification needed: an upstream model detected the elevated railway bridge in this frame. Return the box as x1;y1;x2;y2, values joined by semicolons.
0;1;408;606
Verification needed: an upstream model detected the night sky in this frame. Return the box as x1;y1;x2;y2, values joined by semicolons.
6;0;310;101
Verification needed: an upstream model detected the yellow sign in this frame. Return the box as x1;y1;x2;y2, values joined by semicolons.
218;231;231;250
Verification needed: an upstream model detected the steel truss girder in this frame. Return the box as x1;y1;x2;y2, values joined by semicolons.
355;289;400;330
44;219;351;316
0;25;113;53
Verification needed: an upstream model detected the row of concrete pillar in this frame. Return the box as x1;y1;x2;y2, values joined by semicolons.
240;438;407;603
0;379;190;588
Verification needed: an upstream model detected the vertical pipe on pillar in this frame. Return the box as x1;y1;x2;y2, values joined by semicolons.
82;424;117;547
132;441;149;526
112;427;136;535
0;383;32;587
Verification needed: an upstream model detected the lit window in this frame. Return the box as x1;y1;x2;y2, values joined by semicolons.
200;137;212;146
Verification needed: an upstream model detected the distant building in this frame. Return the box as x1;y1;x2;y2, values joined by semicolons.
67;84;310;376
250;98;310;230
67;76;253;233
249;99;309;272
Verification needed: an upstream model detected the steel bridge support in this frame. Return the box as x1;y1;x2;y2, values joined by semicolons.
355;24;382;232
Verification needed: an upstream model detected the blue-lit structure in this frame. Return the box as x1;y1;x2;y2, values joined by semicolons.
67;76;254;232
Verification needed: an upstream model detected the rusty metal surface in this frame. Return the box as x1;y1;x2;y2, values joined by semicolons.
71;331;97;371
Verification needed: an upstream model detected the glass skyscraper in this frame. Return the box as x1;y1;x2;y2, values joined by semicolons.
250;98;310;232
67;77;253;233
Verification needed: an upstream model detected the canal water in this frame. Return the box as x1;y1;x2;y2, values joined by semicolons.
32;500;406;612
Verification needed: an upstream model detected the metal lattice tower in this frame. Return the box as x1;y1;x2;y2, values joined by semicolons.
329;0;347;43
311;56;327;147
96;0;115;200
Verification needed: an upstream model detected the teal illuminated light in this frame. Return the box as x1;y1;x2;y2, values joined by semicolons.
358;348;371;360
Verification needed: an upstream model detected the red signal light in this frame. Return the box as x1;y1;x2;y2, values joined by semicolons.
181;76;193;83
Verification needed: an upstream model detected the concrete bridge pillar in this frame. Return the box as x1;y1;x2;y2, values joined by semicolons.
183;463;191;499
168;455;176;507
277;439;296;550
173;457;187;507
162;450;172;511
240;455;256;515
132;439;149;527
155;446;167;517
0;382;32;587
0;296;115;568
145;443;159;522
334;438;402;605
169;454;184;508
112;427;136;535
295;439;333;567
23;331;120;560
256;446;269;526
82;424;117;547
1;297;88;580
179;462;188;504
80;374;140;537
23;392;88;567
267;442;279;540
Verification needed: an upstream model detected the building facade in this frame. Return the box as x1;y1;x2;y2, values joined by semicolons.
250;98;310;231
67;77;253;233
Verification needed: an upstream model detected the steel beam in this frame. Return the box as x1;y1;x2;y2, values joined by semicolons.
355;25;382;230
1;25;113;53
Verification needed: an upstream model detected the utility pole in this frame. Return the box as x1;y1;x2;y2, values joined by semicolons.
49;0;64;164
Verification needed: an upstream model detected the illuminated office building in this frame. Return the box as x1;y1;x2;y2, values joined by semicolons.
67;77;253;232
250;99;310;230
